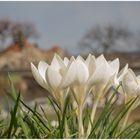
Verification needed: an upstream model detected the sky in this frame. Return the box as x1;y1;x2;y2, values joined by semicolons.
0;2;140;54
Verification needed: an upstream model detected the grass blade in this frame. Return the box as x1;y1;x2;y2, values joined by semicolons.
7;93;20;138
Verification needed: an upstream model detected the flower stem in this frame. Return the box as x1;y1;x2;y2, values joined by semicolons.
64;118;70;138
78;105;84;138
120;107;131;132
59;98;70;138
120;95;134;133
86;95;99;137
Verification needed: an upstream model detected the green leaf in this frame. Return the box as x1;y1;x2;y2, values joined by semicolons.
20;99;51;132
7;92;20;138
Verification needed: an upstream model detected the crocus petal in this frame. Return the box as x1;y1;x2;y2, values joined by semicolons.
131;68;137;78
51;54;65;71
122;69;138;95
123;69;135;82
104;73;116;94
67;56;75;67
61;61;76;88
118;64;128;82
85;54;96;77
76;59;89;84
76;55;85;62
109;58;120;74
89;63;110;85
61;56;76;88
108;58;120;86
31;63;48;89
136;75;140;84
38;61;48;81
70;56;75;61
46;66;62;89
85;54;93;65
96;54;108;66
64;57;69;66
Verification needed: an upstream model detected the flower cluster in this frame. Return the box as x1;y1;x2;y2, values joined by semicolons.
31;54;140;138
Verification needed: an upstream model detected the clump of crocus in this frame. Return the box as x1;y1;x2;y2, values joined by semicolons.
31;53;140;138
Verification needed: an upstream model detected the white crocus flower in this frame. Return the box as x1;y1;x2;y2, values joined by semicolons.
121;69;140;132
86;54;120;137
31;54;76;109
107;64;129;103
104;63;128;102
122;68;140;103
68;54;96;138
90;54;120;97
71;54;96;107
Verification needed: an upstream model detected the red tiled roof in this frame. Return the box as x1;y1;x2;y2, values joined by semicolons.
3;41;33;53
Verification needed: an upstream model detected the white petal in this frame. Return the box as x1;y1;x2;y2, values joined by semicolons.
128;69;137;81
109;58;120;74
122;69;138;95
38;61;48;81
61;56;76;87
118;64;128;82
109;59;120;86
76;59;89;84
70;56;75;61
31;63;48;89
104;74;116;94
67;56;75;67
85;54;96;76
96;54;108;66
64;57;69;66
85;54;92;65
89;63;110;85
46;66;62;89
61;61;76;88
51;54;65;71
76;55;85;62
108;60;111;64
137;75;140;84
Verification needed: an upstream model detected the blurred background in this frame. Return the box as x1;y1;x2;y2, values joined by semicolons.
0;1;140;121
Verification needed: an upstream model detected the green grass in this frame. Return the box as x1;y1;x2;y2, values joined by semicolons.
0;75;140;138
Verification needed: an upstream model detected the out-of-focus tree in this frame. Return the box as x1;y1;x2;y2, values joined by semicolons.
10;22;39;49
79;24;133;53
11;22;38;42
0;19;11;44
0;18;39;48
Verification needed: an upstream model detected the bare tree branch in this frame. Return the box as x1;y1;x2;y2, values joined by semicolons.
79;24;133;53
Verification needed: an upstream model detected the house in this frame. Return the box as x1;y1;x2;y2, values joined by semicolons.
0;40;66;70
